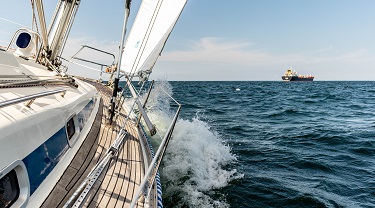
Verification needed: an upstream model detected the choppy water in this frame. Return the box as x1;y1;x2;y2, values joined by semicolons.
145;81;375;208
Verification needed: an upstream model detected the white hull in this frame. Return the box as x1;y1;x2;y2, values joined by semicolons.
0;49;100;207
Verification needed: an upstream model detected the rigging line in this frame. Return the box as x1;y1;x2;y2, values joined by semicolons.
120;75;152;127
124;78;147;114
0;17;30;29
118;76;146;113
118;79;155;134
30;0;40;33
131;0;163;77
147;82;179;141
128;0;164;79
112;79;142;132
136;74;152;105
113;94;138;143
133;74;148;96
137;76;147;94
161;88;180;105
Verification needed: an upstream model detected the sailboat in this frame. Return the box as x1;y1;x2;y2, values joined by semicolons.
0;0;187;207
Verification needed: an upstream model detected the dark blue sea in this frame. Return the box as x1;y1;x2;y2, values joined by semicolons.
146;81;375;208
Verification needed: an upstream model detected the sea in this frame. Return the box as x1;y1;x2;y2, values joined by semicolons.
140;81;375;208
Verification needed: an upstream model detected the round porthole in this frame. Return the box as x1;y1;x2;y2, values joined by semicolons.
15;33;32;49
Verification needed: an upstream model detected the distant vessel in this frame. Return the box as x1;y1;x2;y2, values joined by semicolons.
282;68;314;81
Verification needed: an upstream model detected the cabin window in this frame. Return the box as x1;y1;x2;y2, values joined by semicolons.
0;170;20;208
15;32;31;49
66;117;76;140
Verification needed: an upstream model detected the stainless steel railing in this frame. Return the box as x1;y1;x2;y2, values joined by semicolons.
0;89;66;108
0;77;77;88
62;45;116;82
130;91;181;208
63;80;181;208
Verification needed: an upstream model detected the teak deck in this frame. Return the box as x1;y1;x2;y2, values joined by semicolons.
42;80;147;208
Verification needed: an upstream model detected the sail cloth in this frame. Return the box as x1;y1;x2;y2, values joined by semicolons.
120;0;187;77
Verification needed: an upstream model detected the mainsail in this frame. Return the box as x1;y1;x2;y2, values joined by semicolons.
120;0;187;77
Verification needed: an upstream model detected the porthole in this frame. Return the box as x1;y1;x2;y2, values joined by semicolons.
66;117;76;140
66;114;80;147
0;169;20;208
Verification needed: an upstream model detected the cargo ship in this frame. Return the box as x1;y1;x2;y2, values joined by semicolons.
282;68;314;81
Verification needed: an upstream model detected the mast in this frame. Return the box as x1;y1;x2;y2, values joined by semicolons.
48;0;81;66
109;0;132;124
34;0;49;52
34;0;81;69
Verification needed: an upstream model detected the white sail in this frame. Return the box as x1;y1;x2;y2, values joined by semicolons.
120;0;187;77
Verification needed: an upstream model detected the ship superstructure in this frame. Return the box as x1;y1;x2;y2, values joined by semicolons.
282;68;314;81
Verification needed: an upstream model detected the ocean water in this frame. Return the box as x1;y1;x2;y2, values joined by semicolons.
144;81;375;208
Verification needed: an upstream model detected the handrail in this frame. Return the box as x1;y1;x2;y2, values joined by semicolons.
60;57;105;73
64;80;181;208
72;57;108;67
81;45;116;60
0;89;66;108
65;45;115;66
63;45;116;82
129;102;181;208
0;77;77;88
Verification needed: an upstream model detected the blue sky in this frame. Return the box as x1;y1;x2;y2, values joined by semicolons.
1;0;375;81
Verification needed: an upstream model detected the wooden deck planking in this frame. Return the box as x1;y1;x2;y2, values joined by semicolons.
110;114;133;207
42;80;149;208
110;134;130;207
82;122;113;207
90;121;121;205
124;133;137;207
95;114;144;207
81;105;116;207
86;81;127;207
84;81;146;208
97;132;123;206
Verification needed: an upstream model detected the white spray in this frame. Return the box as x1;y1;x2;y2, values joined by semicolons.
144;80;241;207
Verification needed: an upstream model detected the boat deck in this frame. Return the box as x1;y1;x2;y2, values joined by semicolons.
42;80;147;208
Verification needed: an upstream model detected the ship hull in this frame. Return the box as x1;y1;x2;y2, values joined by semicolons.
282;76;314;81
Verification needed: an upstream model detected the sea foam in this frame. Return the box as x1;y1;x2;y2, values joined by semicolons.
144;80;241;207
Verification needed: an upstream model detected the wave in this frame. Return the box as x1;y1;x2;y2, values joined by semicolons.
145;80;241;207
161;118;241;207
266;109;303;118
291;160;333;173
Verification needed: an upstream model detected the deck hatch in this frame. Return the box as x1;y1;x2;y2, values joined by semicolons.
0;51;21;68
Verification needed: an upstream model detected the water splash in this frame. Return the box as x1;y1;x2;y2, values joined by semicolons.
162;118;240;207
145;80;241;207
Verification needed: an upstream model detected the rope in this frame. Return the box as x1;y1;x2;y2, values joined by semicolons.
0;17;29;28
127;0;164;80
30;0;40;34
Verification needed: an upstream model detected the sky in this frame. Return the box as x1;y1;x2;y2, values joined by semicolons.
1;0;375;81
